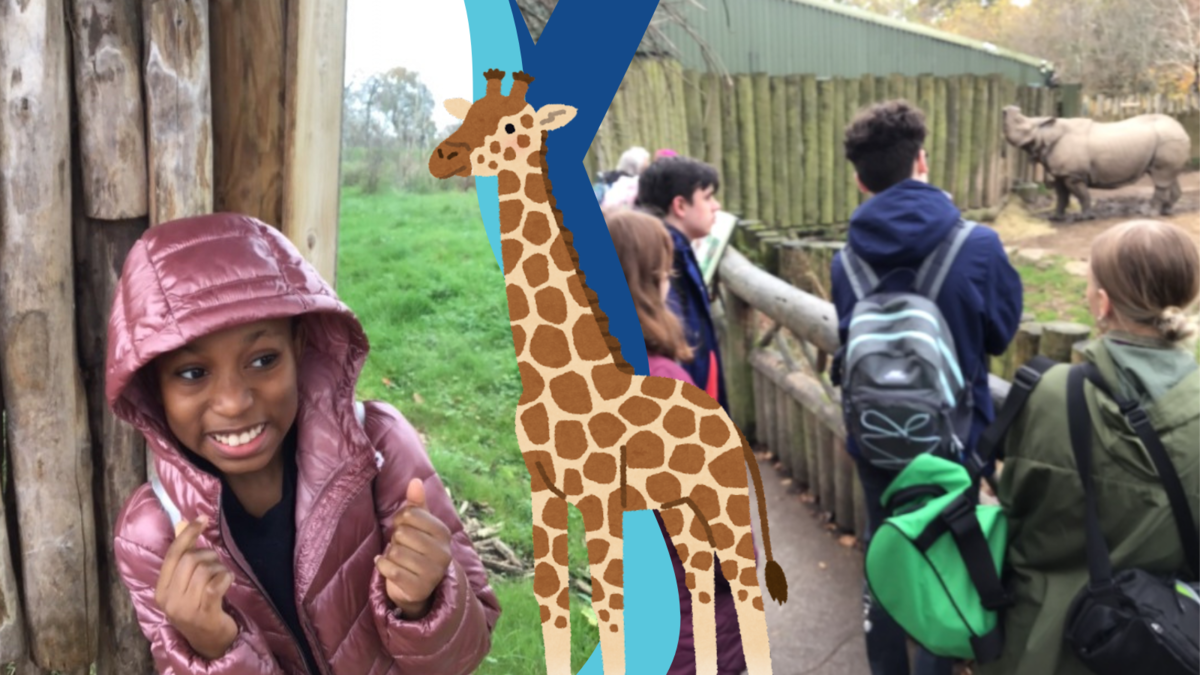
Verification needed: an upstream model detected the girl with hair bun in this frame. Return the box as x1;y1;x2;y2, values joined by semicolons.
980;219;1200;675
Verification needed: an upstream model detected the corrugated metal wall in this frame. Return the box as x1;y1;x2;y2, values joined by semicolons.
657;0;1049;85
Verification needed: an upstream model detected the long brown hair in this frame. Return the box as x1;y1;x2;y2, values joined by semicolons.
603;207;694;363
1091;219;1200;343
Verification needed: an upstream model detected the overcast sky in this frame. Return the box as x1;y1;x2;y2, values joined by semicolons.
344;0;475;129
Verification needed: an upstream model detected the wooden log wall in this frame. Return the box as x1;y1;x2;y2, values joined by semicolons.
0;0;347;671
584;57;1060;228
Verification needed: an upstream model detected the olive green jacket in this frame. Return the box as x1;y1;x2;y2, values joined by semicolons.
979;335;1199;675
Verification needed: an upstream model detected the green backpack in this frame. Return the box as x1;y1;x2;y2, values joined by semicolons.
863;355;1055;663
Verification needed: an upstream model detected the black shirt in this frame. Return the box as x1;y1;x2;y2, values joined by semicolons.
217;428;323;674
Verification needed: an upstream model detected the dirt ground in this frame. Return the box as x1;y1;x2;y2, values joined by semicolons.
994;170;1200;259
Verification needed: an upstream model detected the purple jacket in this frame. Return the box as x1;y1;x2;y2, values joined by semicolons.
106;214;500;674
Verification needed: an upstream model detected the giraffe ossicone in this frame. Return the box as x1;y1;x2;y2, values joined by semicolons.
429;69;788;675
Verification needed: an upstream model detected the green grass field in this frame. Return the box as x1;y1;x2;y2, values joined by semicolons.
337;187;600;674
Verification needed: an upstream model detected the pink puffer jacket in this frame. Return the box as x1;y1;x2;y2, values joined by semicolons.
106;213;500;675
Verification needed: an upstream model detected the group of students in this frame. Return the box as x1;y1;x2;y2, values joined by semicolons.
93;98;1195;675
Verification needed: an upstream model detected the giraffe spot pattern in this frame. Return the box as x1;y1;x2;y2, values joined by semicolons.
511;325;526;356
675;543;689;565
709;448;750;489
606;486;646;538
526;176;548;203
541;606;550;623
498;170;520;194
499;200;523;233
646;472;681;503
524;212;551;245
599;609;609;622
517;362;543;405
549;233;573;271
521;114;534;128
626;432;665;469
740;567;758;588
661;509;684;537
528;149;541;168
753;597;764;611
610;625;619;633
532;525;549;559
518;134;531;148
522;254;550;288
737;533;755;560
685;572;696;590
592;579;605;602
691;516;712;545
699;416;731;447
592;364;632;400
727;494;751;527
604;559;623;588
557;588;570;610
501;240;523;275
721;560;740;583
530;326;571;369
534;563;559;597
699;592;711;604
669;444;706;474
504;147;517;161
550;372;592;415
682;383;722;410
689;485;721;522
618;397;661;427
523;451;555;492
587;539;609;565
610;594;623;610
521;404;549;445
505;285;528;320
563;469;584;496
489;161;498;170
691;551;713;571
556;616;568;629
738;590;748;602
583;452;617;483
577;495;604;532
554;421;588;460
553;535;569;566
566;274;588;307
640;377;676;400
542;498;569;530
490;141;501;154
477;154;485;164
663;406;696;439
587;413;627;450
572;316;609;361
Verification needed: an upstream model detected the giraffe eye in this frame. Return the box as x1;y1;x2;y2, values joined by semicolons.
505;123;515;134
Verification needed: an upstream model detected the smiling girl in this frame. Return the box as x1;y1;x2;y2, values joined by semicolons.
107;214;499;674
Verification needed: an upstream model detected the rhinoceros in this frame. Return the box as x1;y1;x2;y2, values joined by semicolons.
1002;105;1191;220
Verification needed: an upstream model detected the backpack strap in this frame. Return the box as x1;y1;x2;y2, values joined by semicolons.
973;355;1058;470
840;244;879;301
1067;364;1117;588
1079;364;1199;580
914;220;977;301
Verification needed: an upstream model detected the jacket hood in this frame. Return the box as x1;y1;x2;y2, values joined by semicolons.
105;213;370;482
848;179;961;269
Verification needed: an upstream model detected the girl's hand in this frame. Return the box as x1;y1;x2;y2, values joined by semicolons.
155;517;239;660
376;479;453;620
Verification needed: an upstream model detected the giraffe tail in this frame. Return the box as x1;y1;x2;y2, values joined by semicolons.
738;428;789;605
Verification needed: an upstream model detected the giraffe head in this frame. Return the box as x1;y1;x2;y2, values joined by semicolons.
428;69;576;179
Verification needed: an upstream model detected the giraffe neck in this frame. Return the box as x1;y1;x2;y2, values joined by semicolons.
498;137;633;402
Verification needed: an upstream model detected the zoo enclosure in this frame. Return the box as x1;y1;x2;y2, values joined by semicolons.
711;230;1095;539
0;1;347;673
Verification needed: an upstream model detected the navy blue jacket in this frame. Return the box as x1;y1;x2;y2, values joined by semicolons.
665;223;730;414
830;180;1023;461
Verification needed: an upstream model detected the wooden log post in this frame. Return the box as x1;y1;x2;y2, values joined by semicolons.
736;74;758;221
666;59;689;153
933;77;949;192
685;69;704;161
986;75;1003;206
1;0;99;668
853;473;868;539
775;378;793;474
887;73;904;100
858;74;875;209
721;77;742;215
804;409;823;504
722;287;757;439
644;59;665;152
957;76;975;210
752;367;767;450
802;75;819;226
1071;341;1090;364
918;75;935;184
834;437;855;532
786;75;804;227
211;0;287;226
70;0;149;220
754;73;775;227
1004;322;1044;379
283;0;348;284
0;406;26;665
1039;322;1092;363
787;397;809;487
772;77;791;227
818;79;835;225
759;368;779;457
970;75;987;209
944;77;960;203
819;425;837;515
701;73;723;188
832;78;848;225
844;77;861;218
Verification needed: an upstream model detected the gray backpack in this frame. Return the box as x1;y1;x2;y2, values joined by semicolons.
840;220;976;471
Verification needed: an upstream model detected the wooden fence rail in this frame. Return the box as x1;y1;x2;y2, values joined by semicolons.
715;241;1073;540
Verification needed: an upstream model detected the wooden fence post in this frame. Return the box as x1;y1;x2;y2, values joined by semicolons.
685;69;704;159
802;75;819;226
844;77;861;216
787;75;804;226
775;378;793;474
722;287;757;441
736;74;758;221
754;73;775;227
834;437;855;532
787;397;809;487
1040;322;1092;362
957;75;975;210
933;77;949;191
772;77;791;227
819;425;837;515
818;79;835;225
702;73;723;189
945;77;961;204
0;408;26;664
721;76;742;216
832;78;848;225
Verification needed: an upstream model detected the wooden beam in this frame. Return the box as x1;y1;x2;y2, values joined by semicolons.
0;386;26;665
70;0;149;219
0;0;99;667
284;0;348;285
210;0;287;227
144;0;213;225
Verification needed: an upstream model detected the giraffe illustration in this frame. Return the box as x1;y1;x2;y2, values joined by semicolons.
428;69;787;675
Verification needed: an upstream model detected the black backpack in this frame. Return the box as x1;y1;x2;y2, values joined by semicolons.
1062;362;1200;675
